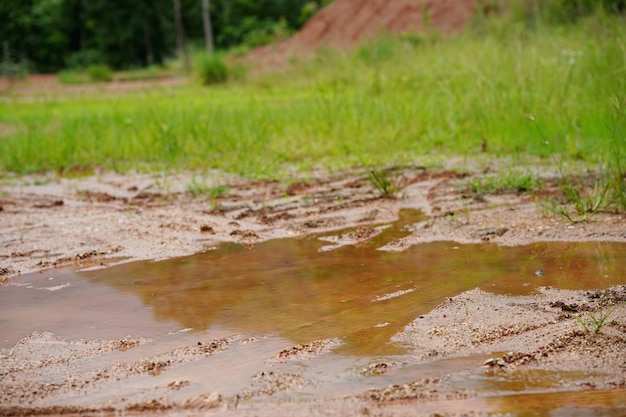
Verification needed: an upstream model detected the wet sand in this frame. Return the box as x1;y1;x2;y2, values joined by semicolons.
1;166;625;416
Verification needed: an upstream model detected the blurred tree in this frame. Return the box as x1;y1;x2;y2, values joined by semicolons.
202;0;215;53
0;0;67;72
79;0;175;69
0;0;333;72
173;0;186;58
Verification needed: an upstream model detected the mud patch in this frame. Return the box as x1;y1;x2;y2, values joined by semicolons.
2;166;626;279
395;287;626;365
1;166;626;416
1;287;625;416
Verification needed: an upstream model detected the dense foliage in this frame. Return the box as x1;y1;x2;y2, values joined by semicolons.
0;0;332;73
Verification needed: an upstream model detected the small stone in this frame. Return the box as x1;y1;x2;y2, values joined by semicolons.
535;269;544;276
184;392;221;409
473;227;509;238
483;358;496;366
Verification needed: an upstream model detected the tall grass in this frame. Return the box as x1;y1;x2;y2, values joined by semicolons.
0;12;624;179
194;52;229;85
538;94;626;221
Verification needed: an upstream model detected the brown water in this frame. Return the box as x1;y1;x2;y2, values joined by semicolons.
80;209;625;356
2;209;625;354
384;389;626;416
1;209;625;414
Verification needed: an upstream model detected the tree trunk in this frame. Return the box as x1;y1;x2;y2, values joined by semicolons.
144;22;154;66
173;0;187;68
202;0;214;54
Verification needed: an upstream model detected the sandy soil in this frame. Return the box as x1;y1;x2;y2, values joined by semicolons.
1;165;625;416
2;164;625;280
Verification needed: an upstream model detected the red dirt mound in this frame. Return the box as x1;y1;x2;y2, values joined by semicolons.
248;0;477;68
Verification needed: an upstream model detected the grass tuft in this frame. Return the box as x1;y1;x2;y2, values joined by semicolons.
87;64;113;82
194;53;229;85
467;170;542;194
367;167;400;198
575;303;622;334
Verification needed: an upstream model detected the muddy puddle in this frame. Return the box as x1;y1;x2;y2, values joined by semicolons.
1;209;625;415
4;210;624;352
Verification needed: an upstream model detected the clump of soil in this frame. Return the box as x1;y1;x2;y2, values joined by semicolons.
273;339;342;362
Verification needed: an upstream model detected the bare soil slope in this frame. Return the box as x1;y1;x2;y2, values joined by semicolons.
248;0;476;68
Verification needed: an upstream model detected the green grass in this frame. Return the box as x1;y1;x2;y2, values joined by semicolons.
536;94;626;221
0;13;624;183
114;65;175;82
59;65;174;85
575;302;622;334
194;52;229;85
367;166;400;198
467;169;543;194
57;69;92;85
86;64;113;82
58;65;113;84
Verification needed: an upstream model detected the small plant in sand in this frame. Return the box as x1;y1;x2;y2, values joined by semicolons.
208;185;228;211
467;169;541;194
575;302;621;334
152;171;173;195
186;175;210;197
546;171;613;223
186;175;228;210
367;166;399;198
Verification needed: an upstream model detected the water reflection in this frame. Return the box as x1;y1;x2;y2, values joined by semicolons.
84;210;626;355
0;268;181;347
487;388;626;416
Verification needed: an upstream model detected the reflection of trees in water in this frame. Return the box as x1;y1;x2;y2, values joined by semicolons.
86;230;626;355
